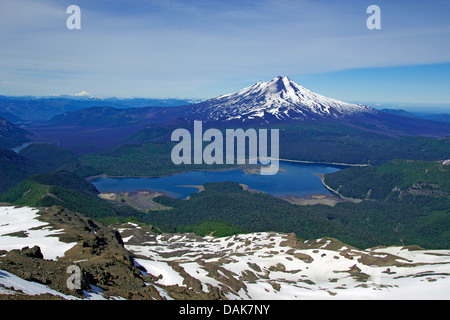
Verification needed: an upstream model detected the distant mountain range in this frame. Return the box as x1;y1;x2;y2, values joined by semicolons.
0;95;199;122
1;76;449;131
0;111;23;123
380;108;450;123
33;76;450;136
46;106;188;127
2;76;450;157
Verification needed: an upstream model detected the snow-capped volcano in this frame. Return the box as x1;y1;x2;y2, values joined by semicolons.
72;91;92;97
189;76;376;123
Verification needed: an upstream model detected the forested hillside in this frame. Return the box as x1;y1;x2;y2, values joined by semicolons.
0;170;145;223
149;181;450;249
324;159;450;200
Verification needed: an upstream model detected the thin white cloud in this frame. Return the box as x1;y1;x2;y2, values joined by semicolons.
0;0;450;99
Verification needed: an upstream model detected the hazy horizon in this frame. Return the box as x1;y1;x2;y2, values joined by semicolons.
1;0;450;108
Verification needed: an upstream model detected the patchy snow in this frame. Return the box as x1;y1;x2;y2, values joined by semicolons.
0;269;77;299
0;206;77;260
0;269;124;300
2;205;448;300
134;258;185;287
119;227;450;300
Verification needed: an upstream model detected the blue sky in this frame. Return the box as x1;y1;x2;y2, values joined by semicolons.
1;0;450;110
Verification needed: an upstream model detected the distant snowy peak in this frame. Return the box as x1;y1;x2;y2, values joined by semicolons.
190;76;377;122
72;91;92;97
47;91;100;100
69;91;102;100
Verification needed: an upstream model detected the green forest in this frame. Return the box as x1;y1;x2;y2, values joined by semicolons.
148;181;450;250
78;122;450;178
324;159;450;200
1;133;449;250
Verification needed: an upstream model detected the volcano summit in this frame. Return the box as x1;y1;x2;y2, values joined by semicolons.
188;76;376;123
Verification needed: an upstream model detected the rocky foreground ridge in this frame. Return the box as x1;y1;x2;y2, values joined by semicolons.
0;205;449;300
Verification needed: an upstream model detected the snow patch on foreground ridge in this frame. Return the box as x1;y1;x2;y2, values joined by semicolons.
120;224;450;300
0;206;449;300
0;206;108;299
0;269;73;298
0;206;77;260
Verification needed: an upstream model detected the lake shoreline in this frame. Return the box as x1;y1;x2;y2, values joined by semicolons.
279;158;369;168
85;165;251;181
88;161;347;205
281;193;342;206
313;173;363;204
85;159;365;181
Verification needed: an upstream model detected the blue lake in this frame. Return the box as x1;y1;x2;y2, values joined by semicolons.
90;161;344;199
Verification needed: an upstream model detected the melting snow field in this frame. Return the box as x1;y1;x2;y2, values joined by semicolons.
0;206;93;299
120;225;450;300
0;206;77;260
0;269;76;299
0;206;116;299
1;206;449;300
0;269;110;300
